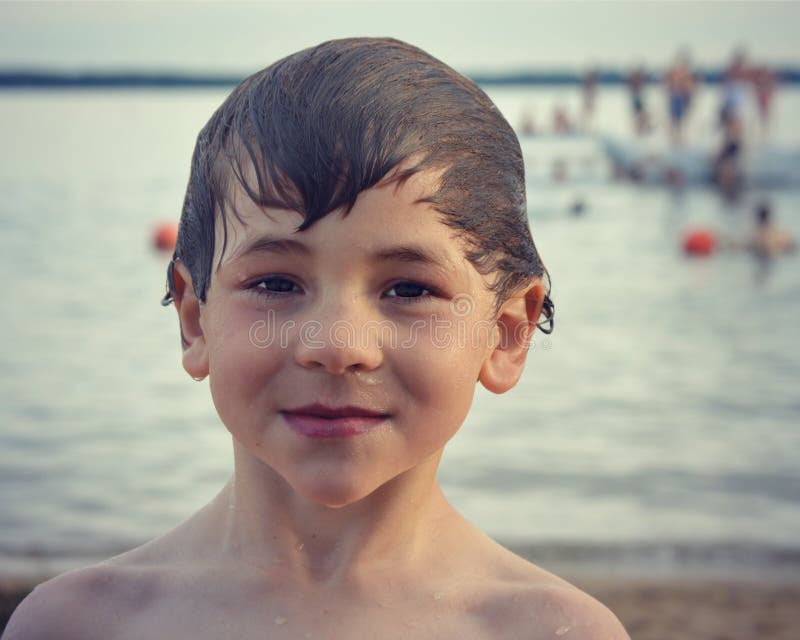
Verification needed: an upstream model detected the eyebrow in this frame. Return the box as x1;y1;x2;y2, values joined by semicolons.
229;235;311;261
229;235;455;273
372;245;452;270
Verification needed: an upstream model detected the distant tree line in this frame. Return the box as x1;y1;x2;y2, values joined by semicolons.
1;68;799;89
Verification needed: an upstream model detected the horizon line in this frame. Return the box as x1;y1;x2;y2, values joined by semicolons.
2;66;800;89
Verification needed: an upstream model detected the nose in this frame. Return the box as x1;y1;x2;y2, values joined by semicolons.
293;294;384;374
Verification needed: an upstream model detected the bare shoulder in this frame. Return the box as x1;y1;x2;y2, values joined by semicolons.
515;581;630;640
469;544;629;640
3;500;235;640
2;558;165;640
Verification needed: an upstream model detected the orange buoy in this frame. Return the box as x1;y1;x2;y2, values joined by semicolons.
153;222;178;252
683;228;716;257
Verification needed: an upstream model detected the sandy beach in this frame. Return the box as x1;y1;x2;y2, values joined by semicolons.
579;579;800;640
2;575;798;638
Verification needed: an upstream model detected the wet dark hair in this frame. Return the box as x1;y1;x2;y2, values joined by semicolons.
164;37;553;332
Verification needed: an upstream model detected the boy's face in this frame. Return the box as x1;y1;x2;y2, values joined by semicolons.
179;168;535;508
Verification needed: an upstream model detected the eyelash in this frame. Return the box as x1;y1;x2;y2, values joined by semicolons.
247;276;302;300
384;281;436;303
245;277;439;303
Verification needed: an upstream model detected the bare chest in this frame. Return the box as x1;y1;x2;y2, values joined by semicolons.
111;605;493;640
105;589;525;640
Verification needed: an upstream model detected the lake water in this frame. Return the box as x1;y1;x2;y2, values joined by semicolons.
1;86;799;580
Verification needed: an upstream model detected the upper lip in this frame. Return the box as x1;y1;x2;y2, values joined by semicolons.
282;403;389;419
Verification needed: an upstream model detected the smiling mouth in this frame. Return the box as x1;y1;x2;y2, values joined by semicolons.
280;403;391;438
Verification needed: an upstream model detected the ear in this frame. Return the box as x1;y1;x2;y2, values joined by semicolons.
171;260;209;380
478;279;545;394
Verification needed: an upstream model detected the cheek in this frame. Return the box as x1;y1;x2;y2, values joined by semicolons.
394;329;486;439
206;314;285;432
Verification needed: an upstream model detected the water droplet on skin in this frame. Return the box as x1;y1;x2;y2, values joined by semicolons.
295;542;305;551
361;373;381;386
274;616;287;626
555;625;570;636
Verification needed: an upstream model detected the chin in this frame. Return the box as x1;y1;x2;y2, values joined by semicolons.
297;483;374;509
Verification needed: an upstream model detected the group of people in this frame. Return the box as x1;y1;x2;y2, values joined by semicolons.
587;50;781;200
630;53;793;259
518;53;795;260
519;50;778;151
631;49;777;148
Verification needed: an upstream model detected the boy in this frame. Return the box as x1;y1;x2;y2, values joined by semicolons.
4;38;628;639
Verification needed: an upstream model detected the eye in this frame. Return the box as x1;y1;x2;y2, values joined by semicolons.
248;276;302;298
384;281;433;301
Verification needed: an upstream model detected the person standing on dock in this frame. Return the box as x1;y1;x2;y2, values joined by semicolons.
581;68;599;131
628;66;651;136
753;64;777;141
664;51;696;146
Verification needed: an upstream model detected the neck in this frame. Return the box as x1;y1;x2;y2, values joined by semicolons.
207;439;459;587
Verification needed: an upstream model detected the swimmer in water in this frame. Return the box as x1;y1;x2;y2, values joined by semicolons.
746;201;796;257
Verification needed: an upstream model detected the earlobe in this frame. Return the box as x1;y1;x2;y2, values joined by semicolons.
171;261;209;380
478;279;545;394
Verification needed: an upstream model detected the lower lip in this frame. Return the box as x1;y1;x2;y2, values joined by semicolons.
281;413;388;439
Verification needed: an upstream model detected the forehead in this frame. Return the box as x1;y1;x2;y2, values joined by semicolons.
213;167;468;268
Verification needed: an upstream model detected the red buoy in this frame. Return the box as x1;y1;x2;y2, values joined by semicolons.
153;222;178;252
683;228;716;257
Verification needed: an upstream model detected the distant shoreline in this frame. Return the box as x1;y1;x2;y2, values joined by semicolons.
3;539;799;584
1;68;799;89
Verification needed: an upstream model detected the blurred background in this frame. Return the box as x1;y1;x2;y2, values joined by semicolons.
1;0;799;588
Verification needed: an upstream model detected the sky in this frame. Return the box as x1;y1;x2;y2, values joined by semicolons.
0;1;798;75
